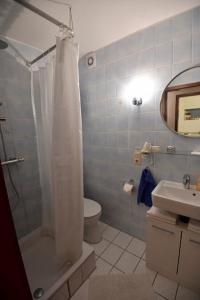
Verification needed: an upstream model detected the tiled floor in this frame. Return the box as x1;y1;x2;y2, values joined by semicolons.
72;222;200;300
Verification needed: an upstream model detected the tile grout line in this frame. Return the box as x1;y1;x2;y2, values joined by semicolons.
95;225;122;261
100;231;133;272
174;284;179;300
96;240;112;259
109;234;135;273
155;291;169;300
109;233;143;273
124;238;145;274
152;272;158;287
100;228;147;273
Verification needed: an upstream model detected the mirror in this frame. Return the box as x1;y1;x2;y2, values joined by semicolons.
160;65;200;137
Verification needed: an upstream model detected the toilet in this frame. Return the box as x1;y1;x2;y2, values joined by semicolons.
84;198;102;244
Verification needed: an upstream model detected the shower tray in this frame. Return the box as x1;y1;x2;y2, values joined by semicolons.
19;229;95;300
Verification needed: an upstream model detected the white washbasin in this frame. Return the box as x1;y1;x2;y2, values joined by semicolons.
152;180;200;221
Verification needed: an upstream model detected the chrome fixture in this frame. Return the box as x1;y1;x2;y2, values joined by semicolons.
132;97;142;106
166;145;176;153
1;157;24;166
33;288;44;299
183;174;191;189
0;121;22;211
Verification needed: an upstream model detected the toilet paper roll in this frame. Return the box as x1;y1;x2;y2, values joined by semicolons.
123;182;134;193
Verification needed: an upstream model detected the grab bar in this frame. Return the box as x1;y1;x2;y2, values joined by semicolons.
1;157;24;166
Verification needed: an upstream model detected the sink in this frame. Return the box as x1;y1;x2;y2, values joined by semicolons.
152;180;200;221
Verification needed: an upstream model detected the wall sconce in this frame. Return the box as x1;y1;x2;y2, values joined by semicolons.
132;97;142;106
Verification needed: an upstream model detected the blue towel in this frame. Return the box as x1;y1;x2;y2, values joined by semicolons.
137;168;157;207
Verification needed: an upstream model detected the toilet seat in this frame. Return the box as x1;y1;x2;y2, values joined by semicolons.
84;198;101;218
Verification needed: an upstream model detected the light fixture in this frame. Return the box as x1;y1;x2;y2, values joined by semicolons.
132;97;142;106
123;73;156;107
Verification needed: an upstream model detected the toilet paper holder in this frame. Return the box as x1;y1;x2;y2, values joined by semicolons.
123;179;135;193
123;179;135;186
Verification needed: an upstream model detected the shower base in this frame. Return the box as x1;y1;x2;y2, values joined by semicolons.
19;229;96;300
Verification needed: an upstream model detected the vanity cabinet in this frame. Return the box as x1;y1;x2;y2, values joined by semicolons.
178;231;200;291
146;219;181;275
146;217;200;294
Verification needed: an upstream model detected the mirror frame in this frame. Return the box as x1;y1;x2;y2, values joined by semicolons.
160;63;200;138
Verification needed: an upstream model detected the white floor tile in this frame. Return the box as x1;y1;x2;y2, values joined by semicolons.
91;258;112;276
153;274;177;300
115;251;140;273
109;267;124;274
127;238;146;257
91;239;110;256
112;231;133;249
101;243;123;265
134;259;157;285
176;286;200;300
71;280;89;300
102;225;120;241
142;251;146;260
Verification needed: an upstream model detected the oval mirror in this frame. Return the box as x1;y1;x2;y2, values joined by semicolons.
160;65;200;137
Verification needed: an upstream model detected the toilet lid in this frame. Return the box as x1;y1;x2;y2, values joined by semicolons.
84;198;101;218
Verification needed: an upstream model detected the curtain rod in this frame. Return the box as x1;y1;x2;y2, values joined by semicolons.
28;45;56;66
13;0;73;66
14;0;70;30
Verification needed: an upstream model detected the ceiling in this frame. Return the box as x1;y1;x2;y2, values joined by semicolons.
1;0;200;57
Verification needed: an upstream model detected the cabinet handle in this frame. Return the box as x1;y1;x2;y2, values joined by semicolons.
152;225;174;235
189;239;200;246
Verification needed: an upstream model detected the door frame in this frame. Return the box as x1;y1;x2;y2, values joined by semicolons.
0;161;32;300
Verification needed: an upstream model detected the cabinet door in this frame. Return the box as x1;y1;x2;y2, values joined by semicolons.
146;219;181;275
178;231;200;293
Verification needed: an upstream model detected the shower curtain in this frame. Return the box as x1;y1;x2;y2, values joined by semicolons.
31;30;83;265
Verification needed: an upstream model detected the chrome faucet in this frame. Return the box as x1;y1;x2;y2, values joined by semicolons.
183;174;190;189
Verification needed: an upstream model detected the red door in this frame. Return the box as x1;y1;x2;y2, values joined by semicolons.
0;161;32;300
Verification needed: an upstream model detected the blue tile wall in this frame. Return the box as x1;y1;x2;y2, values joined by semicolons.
79;7;200;240
0;46;42;239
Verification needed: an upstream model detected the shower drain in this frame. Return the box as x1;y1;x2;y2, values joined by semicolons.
33;288;44;299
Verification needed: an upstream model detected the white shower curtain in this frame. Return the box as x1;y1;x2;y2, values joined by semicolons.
31;31;83;265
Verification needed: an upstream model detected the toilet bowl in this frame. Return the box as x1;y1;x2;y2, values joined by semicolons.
84;198;102;244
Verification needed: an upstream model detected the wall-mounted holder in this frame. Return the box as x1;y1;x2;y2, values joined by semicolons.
123;179;135;194
166;145;176;153
132;97;142;106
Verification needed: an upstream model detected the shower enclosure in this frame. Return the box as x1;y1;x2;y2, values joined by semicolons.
0;4;95;299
